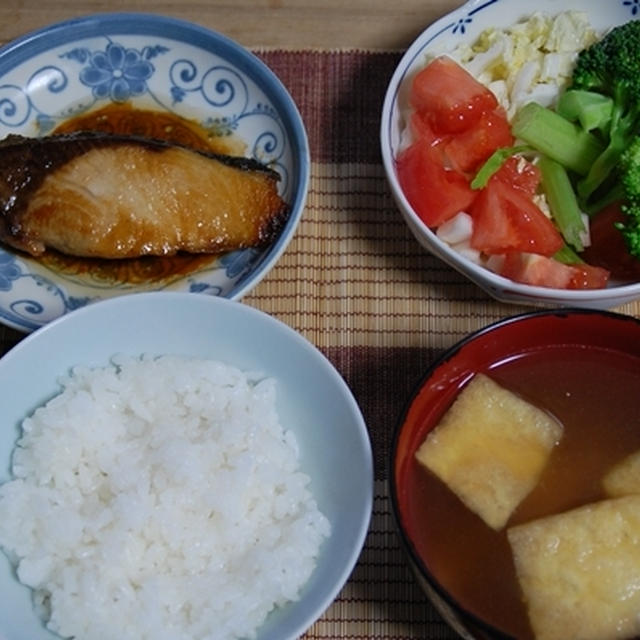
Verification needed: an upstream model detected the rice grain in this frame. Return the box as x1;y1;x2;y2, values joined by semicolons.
0;355;330;640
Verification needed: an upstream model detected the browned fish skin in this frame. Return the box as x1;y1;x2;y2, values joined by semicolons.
0;133;289;258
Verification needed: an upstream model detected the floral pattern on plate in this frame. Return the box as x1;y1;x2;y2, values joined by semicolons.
0;14;308;331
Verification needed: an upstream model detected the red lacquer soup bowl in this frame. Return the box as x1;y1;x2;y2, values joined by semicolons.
389;309;640;640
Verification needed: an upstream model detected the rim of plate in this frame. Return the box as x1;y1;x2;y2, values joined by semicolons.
0;13;310;332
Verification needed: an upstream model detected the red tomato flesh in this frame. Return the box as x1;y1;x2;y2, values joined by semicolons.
409;111;450;149
500;252;610;290
444;109;514;173
567;263;611;289
470;178;564;256
410;56;499;134
396;141;477;228
500;252;573;288
493;156;541;196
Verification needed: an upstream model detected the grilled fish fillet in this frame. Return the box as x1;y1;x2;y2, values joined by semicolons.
0;133;289;258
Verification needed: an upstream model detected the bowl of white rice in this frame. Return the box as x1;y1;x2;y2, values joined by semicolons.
0;292;373;640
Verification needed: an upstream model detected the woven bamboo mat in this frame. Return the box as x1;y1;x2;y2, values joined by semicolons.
1;49;640;639
246;49;640;639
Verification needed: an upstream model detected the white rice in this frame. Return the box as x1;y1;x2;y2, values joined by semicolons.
0;355;330;640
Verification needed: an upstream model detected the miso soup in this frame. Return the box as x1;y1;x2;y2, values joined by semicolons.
401;345;640;639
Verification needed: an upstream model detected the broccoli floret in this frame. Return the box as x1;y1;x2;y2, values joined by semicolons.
620;135;640;197
616;136;640;258
570;20;640;204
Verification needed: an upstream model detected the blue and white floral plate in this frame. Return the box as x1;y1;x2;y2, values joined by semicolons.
381;0;640;310
0;13;309;332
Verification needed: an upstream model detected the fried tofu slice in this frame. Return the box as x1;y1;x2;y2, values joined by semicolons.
603;449;640;498
415;373;562;530
507;495;640;640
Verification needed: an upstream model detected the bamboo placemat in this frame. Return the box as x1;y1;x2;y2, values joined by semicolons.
246;49;640;639
1;49;640;639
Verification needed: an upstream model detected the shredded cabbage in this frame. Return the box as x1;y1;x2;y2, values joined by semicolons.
448;11;599;118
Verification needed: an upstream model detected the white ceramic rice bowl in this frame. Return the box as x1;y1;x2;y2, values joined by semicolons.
0;292;373;640
380;0;640;309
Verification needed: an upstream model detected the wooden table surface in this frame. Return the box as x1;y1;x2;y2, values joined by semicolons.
1;2;639;639
0;0;457;51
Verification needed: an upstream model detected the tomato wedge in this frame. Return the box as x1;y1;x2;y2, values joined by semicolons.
567;263;610;289
410;56;499;134
500;252;573;288
493;156;541;196
409;111;450;149
470;178;564;256
396;141;477;228
500;252;609;289
444;108;514;173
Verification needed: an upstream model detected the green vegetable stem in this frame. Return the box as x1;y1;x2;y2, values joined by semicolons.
556;89;613;135
470;145;532;190
538;156;586;252
511;102;604;177
553;244;585;265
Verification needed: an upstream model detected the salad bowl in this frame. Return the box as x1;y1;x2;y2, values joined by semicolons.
381;0;640;309
0;13;309;332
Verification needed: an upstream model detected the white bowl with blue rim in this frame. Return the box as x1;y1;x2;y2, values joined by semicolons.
0;13;309;332
380;0;640;310
0;291;374;640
